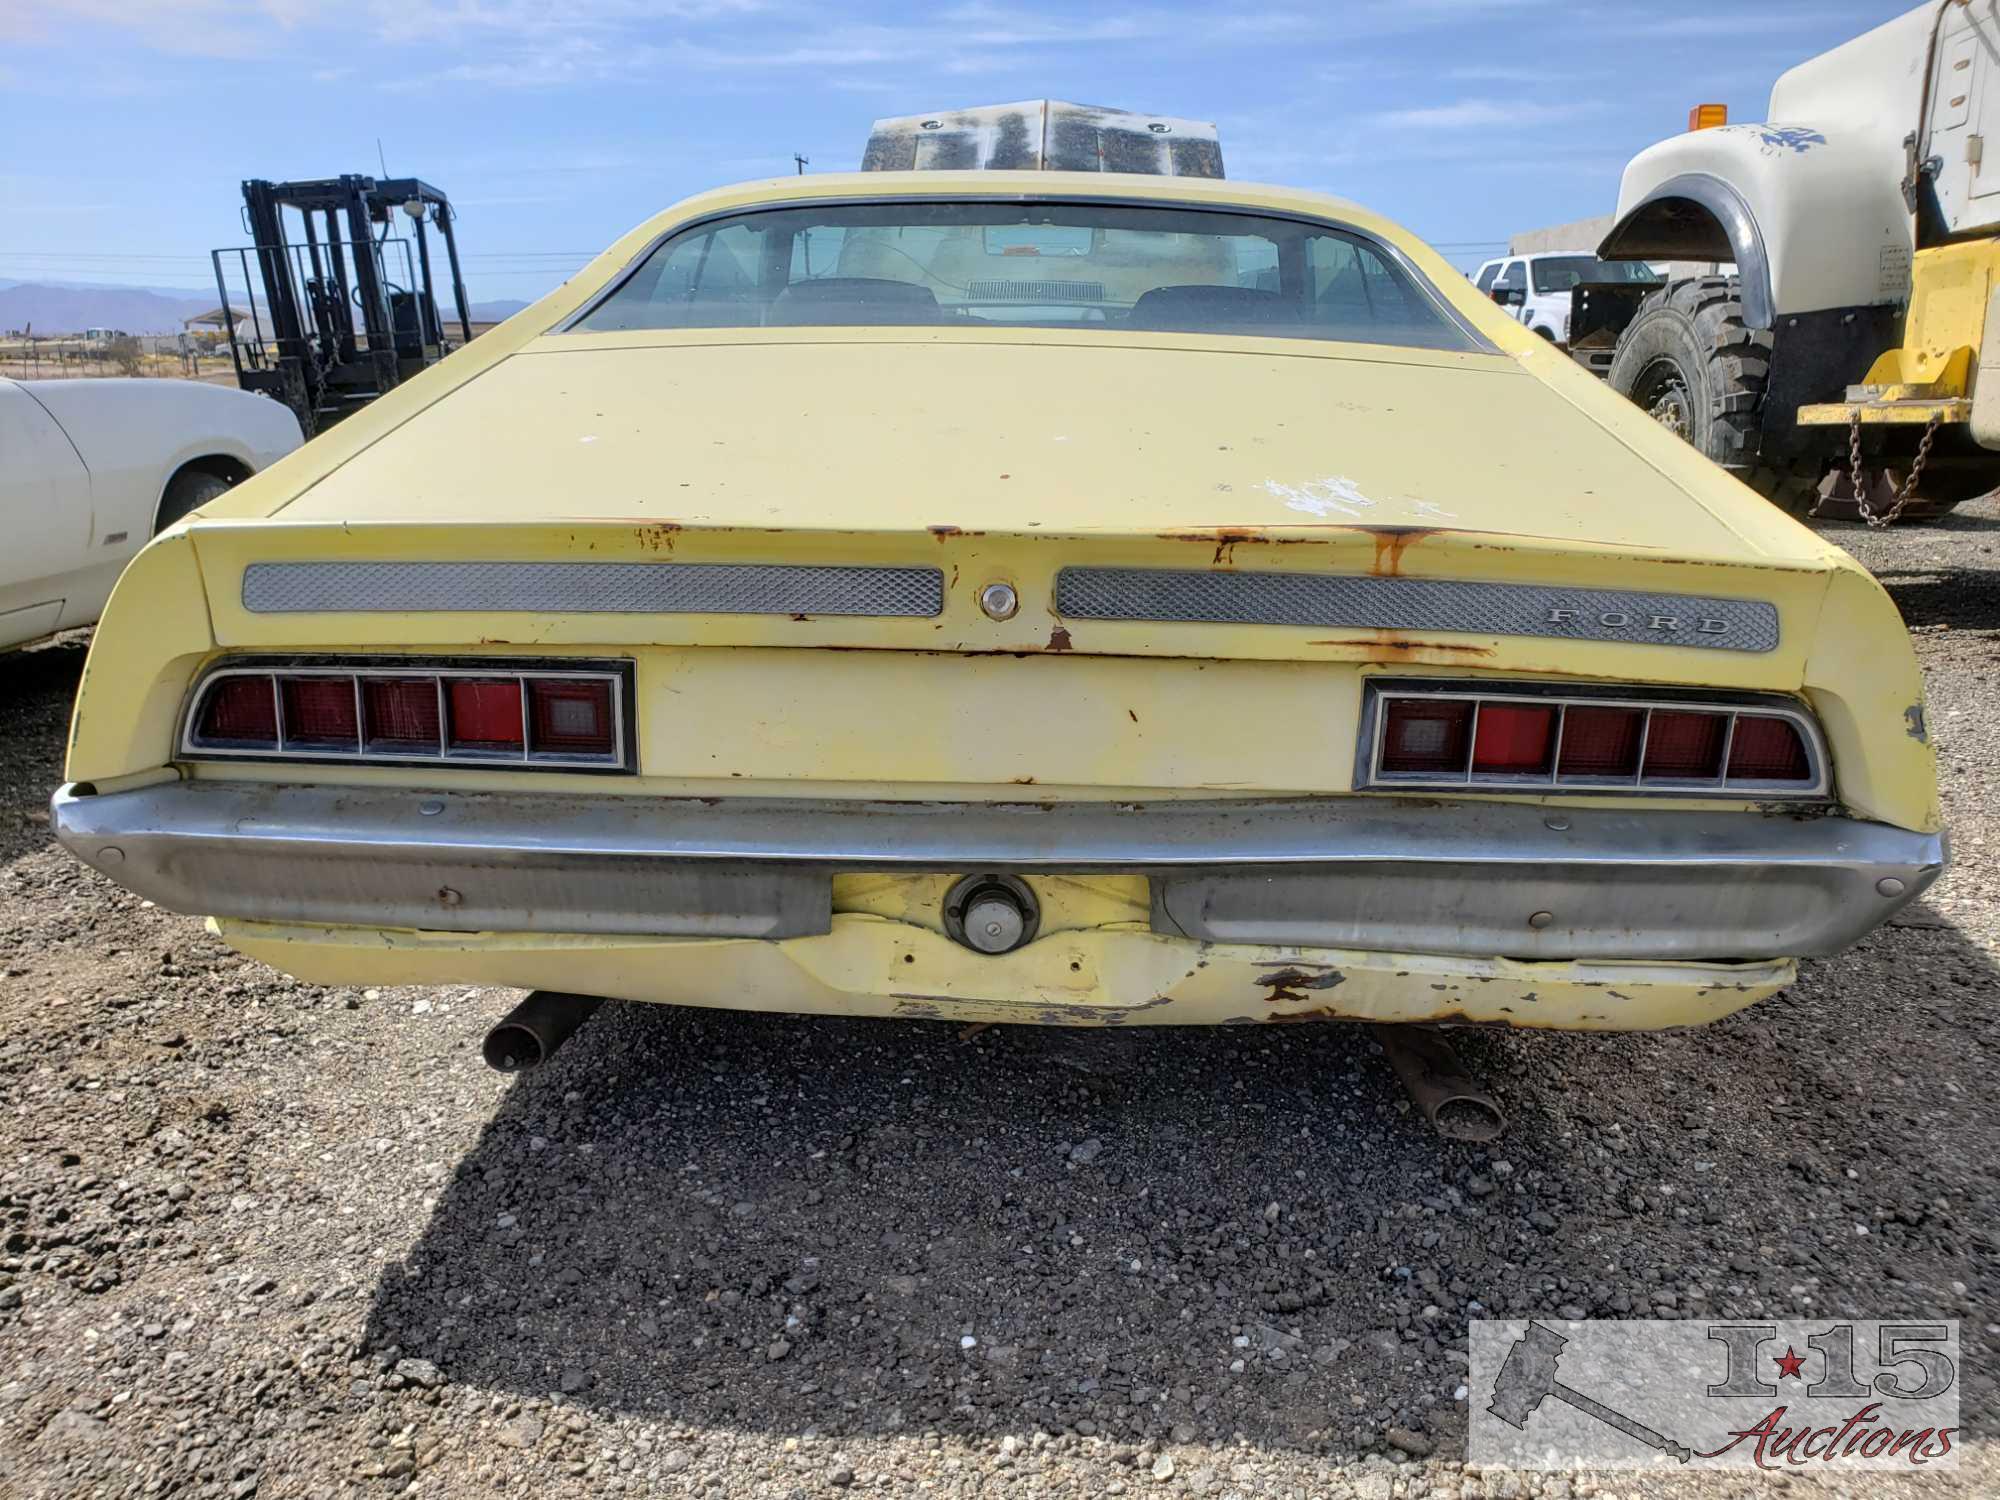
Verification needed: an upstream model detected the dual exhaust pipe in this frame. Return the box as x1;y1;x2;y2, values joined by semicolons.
480;996;1507;1144
1374;1024;1507;1143
482;990;605;1073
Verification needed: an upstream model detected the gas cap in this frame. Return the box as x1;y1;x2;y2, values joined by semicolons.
943;873;1040;955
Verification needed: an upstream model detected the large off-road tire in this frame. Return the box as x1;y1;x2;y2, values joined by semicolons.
1607;275;1821;516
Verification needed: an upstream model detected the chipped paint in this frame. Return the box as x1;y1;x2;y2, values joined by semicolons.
1260;475;1375;519
1259;476;1459;526
1258;966;1346;1003
1905;703;1929;742
1046;626;1074;651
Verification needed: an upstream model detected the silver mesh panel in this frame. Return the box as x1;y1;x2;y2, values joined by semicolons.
1054;568;1779;653
243;562;944;618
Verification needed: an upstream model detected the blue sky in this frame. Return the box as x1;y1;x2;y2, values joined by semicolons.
3;0;1909;305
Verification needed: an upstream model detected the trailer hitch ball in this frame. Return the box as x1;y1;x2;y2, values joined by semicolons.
944;874;1040;955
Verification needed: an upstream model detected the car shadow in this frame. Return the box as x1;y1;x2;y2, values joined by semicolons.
0;637;88;863
1871;563;2000;633
363;902;1996;1450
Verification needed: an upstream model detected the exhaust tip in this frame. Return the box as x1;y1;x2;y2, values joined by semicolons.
481;991;607;1074
482;1023;547;1073
1430;1094;1507;1144
1374;1024;1507;1143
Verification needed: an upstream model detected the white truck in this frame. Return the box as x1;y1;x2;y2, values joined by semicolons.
1470;252;1661;345
1588;0;2000;518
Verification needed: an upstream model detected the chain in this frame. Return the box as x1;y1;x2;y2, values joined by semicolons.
1853;411;1940;529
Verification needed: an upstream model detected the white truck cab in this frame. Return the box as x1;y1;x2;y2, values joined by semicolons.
1471;253;1663;344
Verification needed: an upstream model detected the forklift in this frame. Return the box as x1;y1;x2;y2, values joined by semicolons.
211;175;474;437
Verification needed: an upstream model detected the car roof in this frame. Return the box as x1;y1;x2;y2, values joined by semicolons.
606;169;1417;264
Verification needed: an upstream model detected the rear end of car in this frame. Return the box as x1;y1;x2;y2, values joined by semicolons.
50;172;1945;1033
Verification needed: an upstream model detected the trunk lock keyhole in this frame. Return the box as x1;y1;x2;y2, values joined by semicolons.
943;873;1040;955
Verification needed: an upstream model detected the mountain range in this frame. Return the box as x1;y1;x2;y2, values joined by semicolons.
0;280;531;336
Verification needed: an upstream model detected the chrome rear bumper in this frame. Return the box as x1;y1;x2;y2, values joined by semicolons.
51;781;1944;962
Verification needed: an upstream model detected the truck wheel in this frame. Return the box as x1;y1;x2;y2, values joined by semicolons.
1608;275;1820;515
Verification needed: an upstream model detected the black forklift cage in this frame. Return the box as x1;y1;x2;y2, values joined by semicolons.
210;174;473;433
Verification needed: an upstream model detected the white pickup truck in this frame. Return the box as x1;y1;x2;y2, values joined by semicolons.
1470;252;1663;344
2;378;301;650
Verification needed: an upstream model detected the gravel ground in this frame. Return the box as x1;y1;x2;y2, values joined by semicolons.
2;505;1997;1500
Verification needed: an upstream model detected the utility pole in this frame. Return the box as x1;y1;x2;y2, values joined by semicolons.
794;153;809;175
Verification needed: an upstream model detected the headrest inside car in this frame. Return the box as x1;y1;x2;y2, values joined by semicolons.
1127;284;1302;331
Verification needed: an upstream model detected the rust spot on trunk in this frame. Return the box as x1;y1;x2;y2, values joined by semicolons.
1157;526;1321;566
1369;527;1438;576
634;522;680;552
1308;636;1492;659
1046;626;1074;652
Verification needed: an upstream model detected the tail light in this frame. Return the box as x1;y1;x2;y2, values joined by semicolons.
1642;710;1728;779
1727;714;1812;781
198;675;279;746
1469;702;1556;774
446;679;525;754
362;677;443;753
1556;706;1643;778
1379;699;1472;774
185;660;630;770
279;677;360;751
1367;682;1825;797
528;678;616;757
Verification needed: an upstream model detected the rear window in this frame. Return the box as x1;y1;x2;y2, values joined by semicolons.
570;201;1475;351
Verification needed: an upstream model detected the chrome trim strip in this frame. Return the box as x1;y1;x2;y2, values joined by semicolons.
1054;567;1780;652
556;192;1495;352
1354;678;1830;799
53;782;1942;958
241;562;946;619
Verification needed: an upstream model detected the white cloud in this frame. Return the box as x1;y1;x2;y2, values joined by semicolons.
1376;97;1594;131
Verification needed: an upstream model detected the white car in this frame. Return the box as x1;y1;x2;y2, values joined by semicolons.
1;378;302;650
1470;252;1663;344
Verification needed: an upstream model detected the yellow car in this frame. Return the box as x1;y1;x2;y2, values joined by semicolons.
53;156;1944;1058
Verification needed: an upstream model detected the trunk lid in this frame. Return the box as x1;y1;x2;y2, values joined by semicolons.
193;333;1837;693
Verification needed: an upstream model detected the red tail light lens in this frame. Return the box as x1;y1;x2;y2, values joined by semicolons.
1380;699;1472;774
1727;715;1811;780
1557;705;1643;778
1366;686;1822;796
1642;709;1728;779
362;677;442;753
279;676;359;750
185;662;630;768
446;678;525;753
1471;703;1556;774
528;678;615;756
198;675;278;746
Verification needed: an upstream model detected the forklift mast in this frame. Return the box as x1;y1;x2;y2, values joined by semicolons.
212;174;473;437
